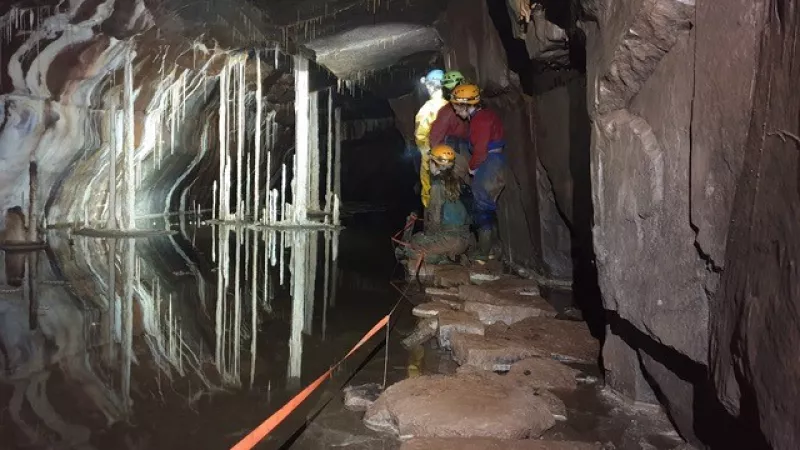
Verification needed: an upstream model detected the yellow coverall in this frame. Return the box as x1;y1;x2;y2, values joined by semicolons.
414;91;448;207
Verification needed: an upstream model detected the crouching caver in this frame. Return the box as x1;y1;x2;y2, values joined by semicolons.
397;144;472;268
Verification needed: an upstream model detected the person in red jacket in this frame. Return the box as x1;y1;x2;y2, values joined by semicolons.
449;84;507;260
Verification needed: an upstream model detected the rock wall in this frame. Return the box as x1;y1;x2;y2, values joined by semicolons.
575;0;791;446
711;0;800;448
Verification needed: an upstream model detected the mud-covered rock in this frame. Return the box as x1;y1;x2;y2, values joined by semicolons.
451;318;599;370
364;374;555;439
437;310;485;350
343;383;384;412
402;317;439;349
434;265;472;287
412;300;460;319
458;280;554;325
400;437;604;450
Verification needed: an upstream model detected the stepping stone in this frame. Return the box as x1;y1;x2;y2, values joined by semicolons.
437;310;485;350
488;317;599;364
450;317;599;370
452;367;569;420
425;287;460;298
431;296;464;309
343;383;383;412
364;374;555;439
402;317;439;349
434;265;472;287
412;300;461;319
451;332;540;372
506;357;582;391
459;280;555;326
400;438;604;450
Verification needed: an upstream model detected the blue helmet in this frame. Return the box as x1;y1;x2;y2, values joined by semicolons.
424;69;445;84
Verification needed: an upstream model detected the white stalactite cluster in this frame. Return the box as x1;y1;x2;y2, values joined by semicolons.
213;54;342;227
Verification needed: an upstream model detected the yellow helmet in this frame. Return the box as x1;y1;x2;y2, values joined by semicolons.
450;84;480;105
431;144;457;166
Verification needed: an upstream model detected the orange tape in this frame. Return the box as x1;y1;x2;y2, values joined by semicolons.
230;315;391;450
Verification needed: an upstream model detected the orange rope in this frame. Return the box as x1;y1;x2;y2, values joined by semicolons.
230;315;391;450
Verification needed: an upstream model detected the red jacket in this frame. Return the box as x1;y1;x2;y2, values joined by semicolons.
468;108;505;171
429;104;469;148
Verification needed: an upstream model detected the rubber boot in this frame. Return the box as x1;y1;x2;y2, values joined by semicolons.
489;224;502;260
474;228;493;262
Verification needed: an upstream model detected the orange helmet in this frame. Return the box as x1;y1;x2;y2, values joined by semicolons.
450;84;480;105
431;144;457;167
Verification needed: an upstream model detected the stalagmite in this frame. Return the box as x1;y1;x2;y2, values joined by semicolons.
293;56;310;223
124;50;136;230
254;52;263;223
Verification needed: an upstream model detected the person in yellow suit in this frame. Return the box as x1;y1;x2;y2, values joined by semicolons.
414;69;447;208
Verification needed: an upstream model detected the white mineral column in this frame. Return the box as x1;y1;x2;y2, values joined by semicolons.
334;107;342;225
108;107;118;229
326;88;334;218
293;56;310;224
309;90;320;213
124;50;137;230
254;52;263;223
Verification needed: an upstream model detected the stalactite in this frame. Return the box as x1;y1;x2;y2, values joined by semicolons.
236;57;246;221
246;154;252;220
293;56;310;223
309;91;320;212
124;50;137;230
27;162;38;242
334;107;343;225
280;163;287;222
326;88;335;218
218;64;229;221
108;106;118;230
254;51;263;223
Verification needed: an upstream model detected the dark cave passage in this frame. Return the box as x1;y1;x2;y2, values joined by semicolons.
0;0;798;449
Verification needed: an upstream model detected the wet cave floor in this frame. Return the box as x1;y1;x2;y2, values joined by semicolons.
0;214;684;450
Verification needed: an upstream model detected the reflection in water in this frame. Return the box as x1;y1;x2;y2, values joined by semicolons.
0;223;339;449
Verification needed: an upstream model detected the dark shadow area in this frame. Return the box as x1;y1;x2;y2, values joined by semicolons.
565;31;604;345
607;311;771;450
484;0;604;343
485;0;535;95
